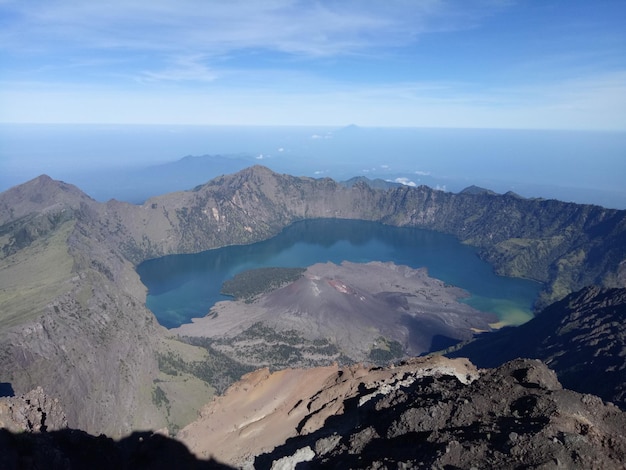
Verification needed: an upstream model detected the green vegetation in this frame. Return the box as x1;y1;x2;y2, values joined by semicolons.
368;337;405;363
206;322;343;370
221;267;306;302
157;322;344;396
157;345;254;394
0;220;75;328
151;385;170;412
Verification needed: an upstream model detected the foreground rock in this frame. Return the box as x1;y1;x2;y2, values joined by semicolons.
255;359;626;469
177;356;476;467
2;360;625;469
177;357;626;469
0;387;67;433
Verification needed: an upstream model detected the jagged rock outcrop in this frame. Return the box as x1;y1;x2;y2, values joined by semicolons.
448;285;626;410
0;387;67;433
2;360;625;469
252;359;626;469
177;356;479;467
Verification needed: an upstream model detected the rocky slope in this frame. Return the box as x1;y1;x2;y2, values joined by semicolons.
1;166;625;437
173;357;626;469
1;359;624;469
0;176;213;437
448;285;626;410
178;356;477;467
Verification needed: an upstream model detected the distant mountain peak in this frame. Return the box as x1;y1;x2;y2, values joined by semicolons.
0;174;93;224
459;185;497;196
340;176;402;190
504;190;525;199
335;124;362;134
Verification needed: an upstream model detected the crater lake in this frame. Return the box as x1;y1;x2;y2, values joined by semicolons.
137;219;541;329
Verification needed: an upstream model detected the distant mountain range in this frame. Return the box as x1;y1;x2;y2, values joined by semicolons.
0;165;625;465
64;154;256;203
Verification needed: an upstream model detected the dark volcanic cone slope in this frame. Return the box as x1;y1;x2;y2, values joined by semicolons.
174;261;496;362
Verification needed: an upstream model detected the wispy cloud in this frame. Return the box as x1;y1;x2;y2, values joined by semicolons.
0;0;504;57
138;56;217;83
1;1;624;129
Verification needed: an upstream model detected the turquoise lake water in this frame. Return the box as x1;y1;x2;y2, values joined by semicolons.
137;219;542;329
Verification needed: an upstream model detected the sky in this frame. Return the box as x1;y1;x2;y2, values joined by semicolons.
1;0;626;129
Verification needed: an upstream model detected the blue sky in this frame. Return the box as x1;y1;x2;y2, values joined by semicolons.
1;0;625;129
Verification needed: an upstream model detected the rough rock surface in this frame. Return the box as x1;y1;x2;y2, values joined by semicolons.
1;360;625;469
0;387;67;433
253;359;626;469
449;285;626;409
177;356;477;467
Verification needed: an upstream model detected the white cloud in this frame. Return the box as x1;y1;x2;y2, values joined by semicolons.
139;55;217;83
394;177;417;187
415;170;431;176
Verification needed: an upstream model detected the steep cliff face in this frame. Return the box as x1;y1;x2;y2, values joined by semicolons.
0;166;625;437
0;177;208;437
449;286;626;410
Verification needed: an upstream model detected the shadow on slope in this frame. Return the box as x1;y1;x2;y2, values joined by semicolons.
0;428;234;470
448;286;626;409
